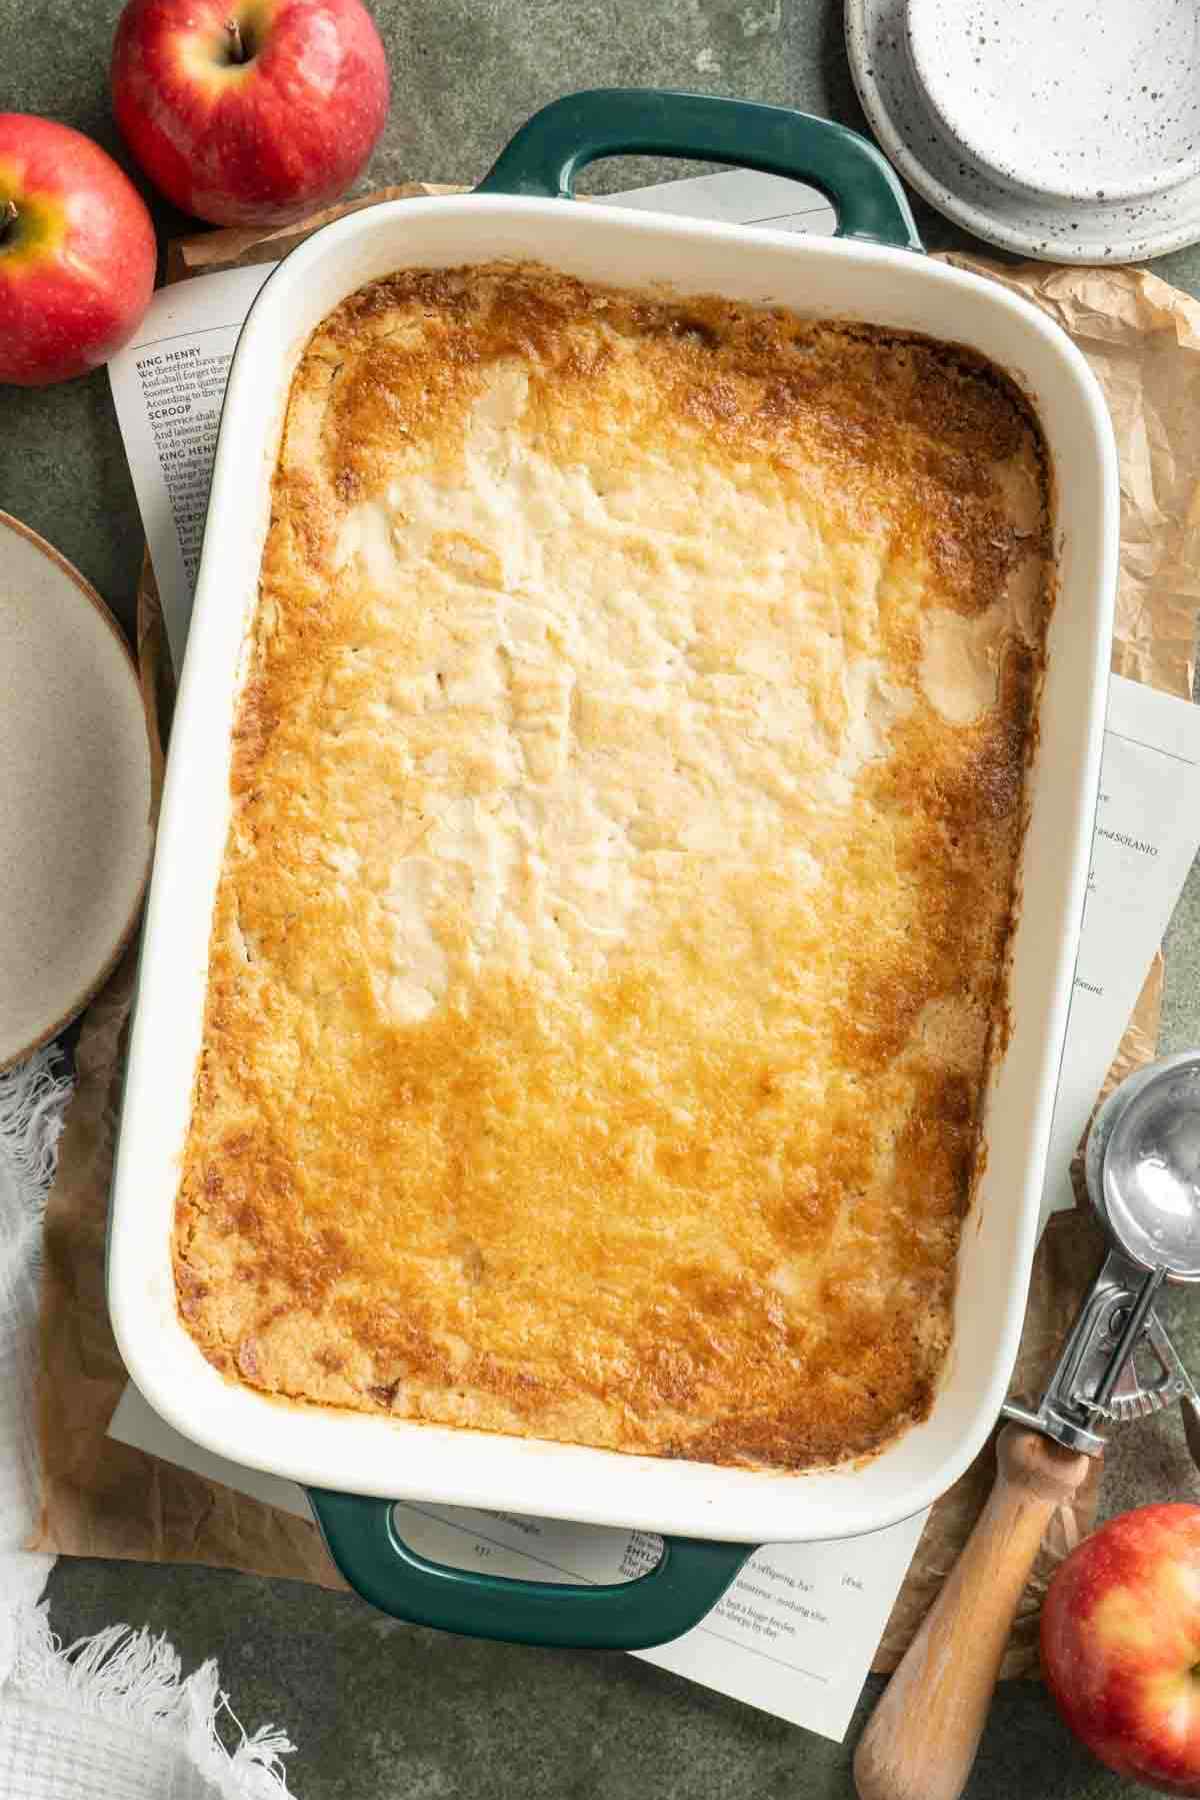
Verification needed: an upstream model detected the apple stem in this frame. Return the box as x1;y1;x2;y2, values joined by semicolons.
0;199;17;246
224;17;246;61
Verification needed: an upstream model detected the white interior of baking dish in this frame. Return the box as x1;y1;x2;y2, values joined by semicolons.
109;197;1117;1544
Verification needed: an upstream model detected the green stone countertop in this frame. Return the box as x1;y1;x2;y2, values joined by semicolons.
4;2;1199;1795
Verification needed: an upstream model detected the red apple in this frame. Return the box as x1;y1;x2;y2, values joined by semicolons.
111;0;390;228
0;115;155;387
1043;1503;1200;1794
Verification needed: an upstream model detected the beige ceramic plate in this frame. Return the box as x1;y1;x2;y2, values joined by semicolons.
0;511;152;1070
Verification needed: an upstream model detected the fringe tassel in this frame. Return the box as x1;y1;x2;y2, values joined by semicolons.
0;1044;73;1207
0;1044;296;1795
7;1604;295;1798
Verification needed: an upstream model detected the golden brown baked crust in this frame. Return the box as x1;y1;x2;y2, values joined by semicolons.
174;262;1051;1471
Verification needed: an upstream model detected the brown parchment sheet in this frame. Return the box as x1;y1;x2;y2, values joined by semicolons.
32;208;1200;1670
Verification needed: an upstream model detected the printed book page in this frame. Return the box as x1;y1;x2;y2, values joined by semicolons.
1042;674;1200;1218
108;261;279;672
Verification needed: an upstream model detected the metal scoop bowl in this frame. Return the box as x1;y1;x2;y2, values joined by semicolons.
1088;1049;1200;1282
1077;1049;1200;1458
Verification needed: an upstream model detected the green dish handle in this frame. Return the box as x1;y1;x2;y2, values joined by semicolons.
309;1488;750;1649
476;87;920;250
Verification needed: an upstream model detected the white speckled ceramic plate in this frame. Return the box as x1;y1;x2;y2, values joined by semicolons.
846;0;1200;262
0;512;152;1070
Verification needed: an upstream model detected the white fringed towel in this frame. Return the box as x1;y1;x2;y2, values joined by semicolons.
0;1049;297;1798
0;1606;293;1800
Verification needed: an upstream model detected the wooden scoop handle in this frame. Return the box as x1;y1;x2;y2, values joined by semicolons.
853;1425;1092;1800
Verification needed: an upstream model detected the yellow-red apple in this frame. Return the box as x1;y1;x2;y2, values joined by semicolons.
0;115;155;387
1043;1503;1200;1795
111;0;390;227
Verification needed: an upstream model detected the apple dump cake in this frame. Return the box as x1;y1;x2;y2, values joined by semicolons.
174;262;1051;1470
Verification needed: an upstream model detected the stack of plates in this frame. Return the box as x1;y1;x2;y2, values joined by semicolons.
846;0;1200;261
